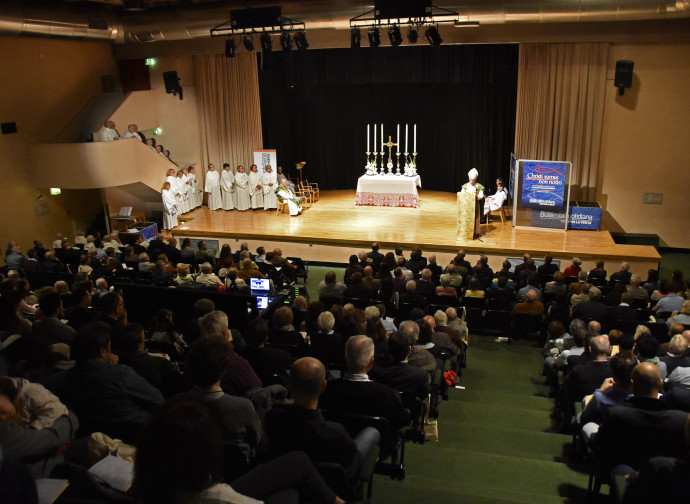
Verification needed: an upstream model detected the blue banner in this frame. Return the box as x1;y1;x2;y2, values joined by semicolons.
530;206;602;230
521;161;567;210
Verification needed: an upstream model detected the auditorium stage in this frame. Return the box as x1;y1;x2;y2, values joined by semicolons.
171;190;660;271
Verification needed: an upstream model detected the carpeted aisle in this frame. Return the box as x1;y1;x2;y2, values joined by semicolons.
373;335;589;504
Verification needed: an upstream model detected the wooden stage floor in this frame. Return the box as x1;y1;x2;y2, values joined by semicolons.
172;190;660;266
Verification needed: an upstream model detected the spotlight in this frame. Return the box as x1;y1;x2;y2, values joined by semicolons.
407;28;418;44
260;33;272;53
225;39;236;58
388;25;402;47
367;27;380;47
351;27;361;48
294;30;309;51
242;35;254;51
280;31;293;51
425;25;442;46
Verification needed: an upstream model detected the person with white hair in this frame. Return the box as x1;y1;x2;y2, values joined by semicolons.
195;262;223;288
460;167;485;238
276;176;303;216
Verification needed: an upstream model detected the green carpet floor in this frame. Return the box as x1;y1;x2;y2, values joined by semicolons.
371;335;590;504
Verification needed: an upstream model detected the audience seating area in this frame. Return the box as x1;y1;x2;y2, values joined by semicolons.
2;233;689;503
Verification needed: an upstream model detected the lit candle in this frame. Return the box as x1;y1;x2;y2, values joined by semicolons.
367;124;370;152
405;124;408;153
373;124;376;151
381;124;383;152
396;124;399;154
414;124;416;153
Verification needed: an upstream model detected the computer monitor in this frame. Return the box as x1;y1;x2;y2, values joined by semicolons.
250;277;271;294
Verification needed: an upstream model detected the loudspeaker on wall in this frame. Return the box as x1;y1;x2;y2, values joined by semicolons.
614;60;634;95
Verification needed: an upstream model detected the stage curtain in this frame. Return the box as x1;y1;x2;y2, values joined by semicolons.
514;43;608;201
258;45;518;192
193;54;263;181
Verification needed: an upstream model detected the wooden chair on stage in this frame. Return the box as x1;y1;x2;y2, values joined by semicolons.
304;179;320;201
299;181;317;203
276;197;290;216
485;204;507;232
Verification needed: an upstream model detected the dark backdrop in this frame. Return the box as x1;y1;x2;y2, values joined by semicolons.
258;44;518;193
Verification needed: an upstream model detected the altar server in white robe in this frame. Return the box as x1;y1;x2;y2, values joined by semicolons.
188;166;202;208
262;165;278;210
220;163;235;210
276;176;303;216
166;168;182;211
484;179;508;216
248;164;264;210
181;167;193;211
204;163;222;210
176;170;189;214
234;165;250;211
161;182;178;230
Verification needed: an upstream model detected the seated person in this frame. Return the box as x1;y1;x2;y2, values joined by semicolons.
195;262;223;288
545;271;568;297
370;331;431;402
242;317;292;386
118;323;186;399
343;272;373;300
199;311;262;397
134;398;346;504
318;270;346;300
55;321;165;442
580;352;636;437
269;306;310;355
464;277;485;298
0;383;78;478
564;335;612;403
435;274;458;297
309;311;345;366
319;335;411;432
264;357;380;483
177;335;261;475
483;179;507;216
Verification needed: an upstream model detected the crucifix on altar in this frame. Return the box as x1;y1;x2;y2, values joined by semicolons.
382;135;400;175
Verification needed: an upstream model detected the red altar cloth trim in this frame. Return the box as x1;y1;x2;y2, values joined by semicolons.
355;191;419;208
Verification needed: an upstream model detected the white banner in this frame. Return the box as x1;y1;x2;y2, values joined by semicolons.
253;149;277;174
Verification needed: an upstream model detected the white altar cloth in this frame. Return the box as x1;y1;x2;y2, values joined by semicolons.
355;174;422;208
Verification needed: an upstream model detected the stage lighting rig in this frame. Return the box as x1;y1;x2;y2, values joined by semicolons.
351;27;361;48
425;25;442;46
407;27;418;44
294;30;309;50
243;35;254;51
367;27;380;47
388;25;402;46
260;33;272;52
280;31;293;51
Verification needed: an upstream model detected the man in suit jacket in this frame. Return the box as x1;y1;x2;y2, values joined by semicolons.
607;292;638;323
572;286;608;323
319;335;411;432
414;268;435;300
369;331;430;400
609;261;632;286
343;272;373;300
366;242;384;271
591;363;689;475
399;280;427;308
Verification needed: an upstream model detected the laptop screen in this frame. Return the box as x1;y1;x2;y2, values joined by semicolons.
250;278;270;292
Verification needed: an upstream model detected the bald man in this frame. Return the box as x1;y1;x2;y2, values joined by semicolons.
591;362;689;478
264;357;379;480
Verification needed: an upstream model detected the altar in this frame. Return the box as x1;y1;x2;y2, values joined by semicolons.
355;174;422;208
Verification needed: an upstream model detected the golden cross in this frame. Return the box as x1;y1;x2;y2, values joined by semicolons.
383;136;398;166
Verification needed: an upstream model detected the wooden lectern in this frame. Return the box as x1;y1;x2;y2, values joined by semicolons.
457;192;475;241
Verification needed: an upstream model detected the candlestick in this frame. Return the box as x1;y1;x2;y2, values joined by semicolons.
396;124;400;155
373;124;376;151
380;124;383;152
414;124;416;153
367;124;369;152
405;124;408;153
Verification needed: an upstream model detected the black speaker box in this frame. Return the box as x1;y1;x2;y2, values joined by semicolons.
162;71;180;94
614;60;634;89
1;122;17;135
